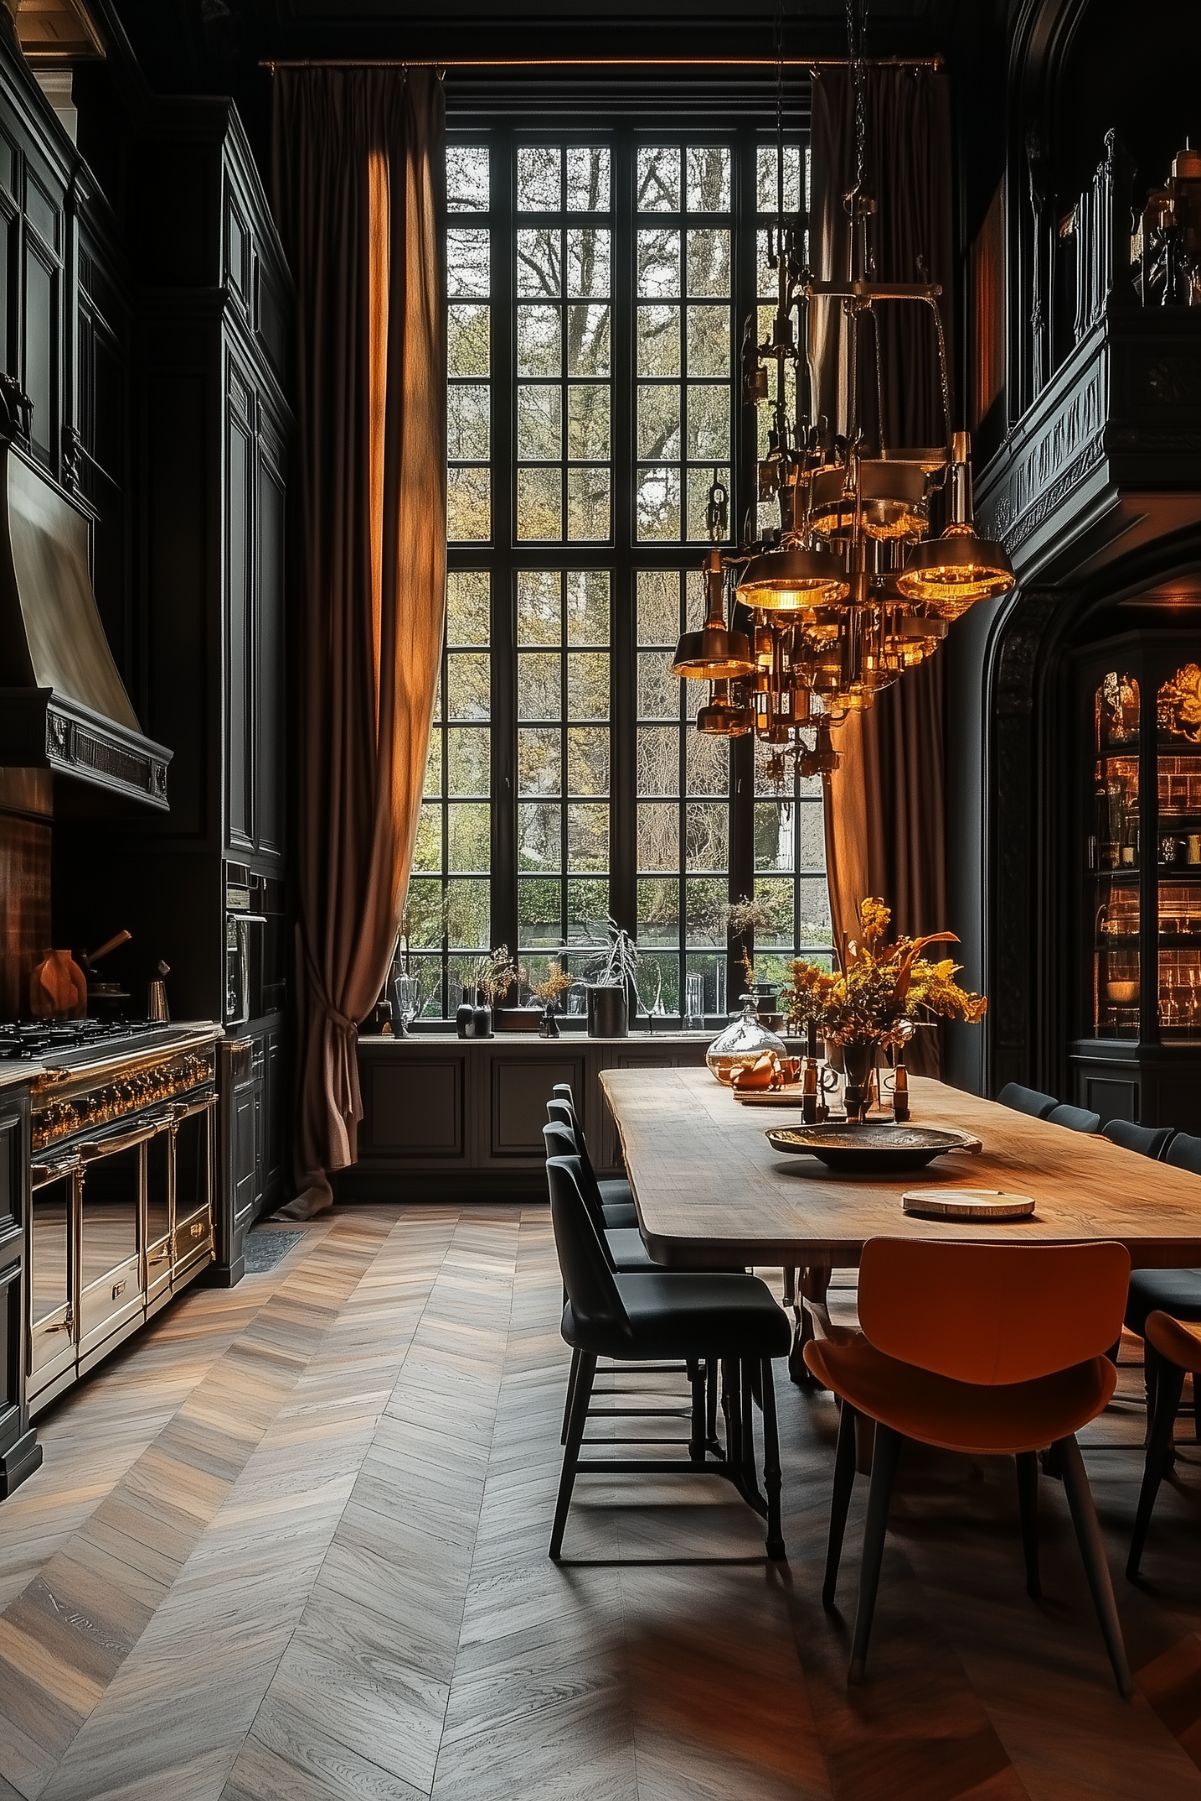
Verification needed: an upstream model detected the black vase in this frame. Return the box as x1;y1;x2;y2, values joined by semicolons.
587;984;628;1039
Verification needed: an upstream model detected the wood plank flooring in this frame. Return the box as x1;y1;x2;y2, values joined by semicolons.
0;1203;1200;1799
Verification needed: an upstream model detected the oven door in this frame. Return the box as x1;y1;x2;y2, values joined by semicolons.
172;1092;217;1281
77;1115;166;1360
28;1149;82;1396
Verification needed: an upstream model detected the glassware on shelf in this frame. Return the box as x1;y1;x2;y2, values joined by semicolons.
705;994;786;1085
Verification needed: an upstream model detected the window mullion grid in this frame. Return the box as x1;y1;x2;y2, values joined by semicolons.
492;126;518;968
731;125;759;992
611;132;636;948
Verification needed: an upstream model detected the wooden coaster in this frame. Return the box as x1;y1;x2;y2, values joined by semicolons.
901;1187;1036;1221
730;1084;808;1106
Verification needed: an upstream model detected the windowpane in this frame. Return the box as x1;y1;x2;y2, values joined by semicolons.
517;385;561;460
447;466;490;542
637;385;681;459
517;228;561;296
567;228;610;297
637;726;678;797
566;146;610;212
686;385;729;460
517;571;562;645
567;727;609;796
446;229;490;297
565;570;610;644
447;570;490;646
519;802;562;871
447;804;491;874
446;145;490;213
567;303;611;376
686;304;730;376
686;228;730;297
446;879;490;949
687;876;726;944
448;383;490;460
756;144;803;213
567;803;608;869
516;466;563;540
517;305;561;376
637;304;681;377
517;145;561;210
566;651;610;720
637;569;680;645
448;304;490;377
517;652;562;720
566;467;610;540
637;229;679;297
446;728;490;798
637;146;680;212
447;653;490;720
567;385;610;461
518;728;561;795
686;146;731;212
638;801;678;870
637;649;676;719
636;465;681;540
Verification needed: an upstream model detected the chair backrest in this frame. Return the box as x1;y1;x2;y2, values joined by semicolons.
1102;1118;1174;1161
1046;1102;1101;1134
857;1238;1131;1385
547;1090;598;1187
545;1155;630;1340
996;1082;1058;1120
1165;1130;1201;1176
543;1122;609;1248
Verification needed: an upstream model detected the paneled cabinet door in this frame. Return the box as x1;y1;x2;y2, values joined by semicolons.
263;1027;285;1201
224;356;255;853
255;408;285;861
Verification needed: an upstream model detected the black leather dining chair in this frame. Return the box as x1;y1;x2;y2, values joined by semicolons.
1123;1130;1201;1440
544;1122;719;1459
549;1083;637;1223
546;1152;790;1561
1046;1102;1102;1134
1102;1119;1174;1160
996;1082;1058;1119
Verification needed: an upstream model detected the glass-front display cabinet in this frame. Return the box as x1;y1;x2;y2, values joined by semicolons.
1075;634;1201;1126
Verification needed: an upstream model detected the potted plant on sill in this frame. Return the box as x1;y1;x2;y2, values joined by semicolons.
472;945;531;1037
533;962;574;1038
584;917;641;1039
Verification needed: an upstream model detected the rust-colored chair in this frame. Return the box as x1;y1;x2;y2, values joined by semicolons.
1128;1309;1201;1579
805;1237;1132;1694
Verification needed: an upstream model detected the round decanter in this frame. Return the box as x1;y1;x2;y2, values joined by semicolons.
706;994;786;1085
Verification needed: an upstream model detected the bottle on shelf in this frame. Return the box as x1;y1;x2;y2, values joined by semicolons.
455;986;475;1040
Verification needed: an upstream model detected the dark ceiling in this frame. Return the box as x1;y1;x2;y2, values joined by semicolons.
102;0;958;100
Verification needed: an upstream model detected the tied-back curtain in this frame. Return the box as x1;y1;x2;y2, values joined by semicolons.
273;68;446;1210
811;67;952;1074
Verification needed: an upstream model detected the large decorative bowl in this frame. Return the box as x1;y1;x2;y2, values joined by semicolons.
765;1123;972;1173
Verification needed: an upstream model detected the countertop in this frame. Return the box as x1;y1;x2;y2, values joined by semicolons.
359;1029;801;1048
0;1021;225;1094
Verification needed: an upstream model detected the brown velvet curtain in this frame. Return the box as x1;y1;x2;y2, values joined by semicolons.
273;69;446;1210
811;68;952;1073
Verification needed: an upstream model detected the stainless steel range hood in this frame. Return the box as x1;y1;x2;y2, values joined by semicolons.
0;440;171;809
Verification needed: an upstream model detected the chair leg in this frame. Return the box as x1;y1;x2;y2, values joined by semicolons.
1058;1435;1133;1699
740;1360;756;1486
1016;1452;1041;1598
550;1351;596;1562
561;1345;581;1446
1128;1353;1186;1582
689;1359;706;1465
848;1423;902;1684
823;1397;857;1608
705;1357;719;1446
760;1357;785;1560
723;1357;743;1472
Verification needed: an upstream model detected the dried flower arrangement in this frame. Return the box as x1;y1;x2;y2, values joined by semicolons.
779;897;987;1047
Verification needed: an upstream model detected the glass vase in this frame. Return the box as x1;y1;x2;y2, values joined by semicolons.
706;994;786;1085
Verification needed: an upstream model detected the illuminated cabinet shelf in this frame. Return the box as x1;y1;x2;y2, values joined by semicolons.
1072;633;1201;1129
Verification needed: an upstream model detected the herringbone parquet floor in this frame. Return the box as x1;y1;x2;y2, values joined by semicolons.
1;1203;1200;1801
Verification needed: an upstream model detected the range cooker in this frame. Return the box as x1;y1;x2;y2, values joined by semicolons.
18;1019;221;1412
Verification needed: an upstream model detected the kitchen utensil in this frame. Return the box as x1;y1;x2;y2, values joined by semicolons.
765;1122;975;1172
29;949;88;1020
147;960;171;1022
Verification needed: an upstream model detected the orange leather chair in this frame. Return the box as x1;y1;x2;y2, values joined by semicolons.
805;1237;1132;1694
1128;1308;1201;1580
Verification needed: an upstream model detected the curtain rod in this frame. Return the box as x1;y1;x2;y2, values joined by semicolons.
259;55;944;73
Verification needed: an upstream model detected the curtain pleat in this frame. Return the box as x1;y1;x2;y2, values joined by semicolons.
273;68;447;1208
811;68;952;1073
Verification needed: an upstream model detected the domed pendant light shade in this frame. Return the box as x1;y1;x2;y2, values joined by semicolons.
735;542;850;611
671;494;755;681
897;432;1015;611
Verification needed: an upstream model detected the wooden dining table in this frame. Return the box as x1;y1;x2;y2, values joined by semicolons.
599;1067;1201;1380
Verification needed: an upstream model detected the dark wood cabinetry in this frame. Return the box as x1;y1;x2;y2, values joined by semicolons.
345;1034;721;1201
0;1085;40;1496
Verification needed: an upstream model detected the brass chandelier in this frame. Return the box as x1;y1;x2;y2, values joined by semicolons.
671;0;1014;770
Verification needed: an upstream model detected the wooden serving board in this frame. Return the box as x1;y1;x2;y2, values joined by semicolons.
901;1188;1036;1221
